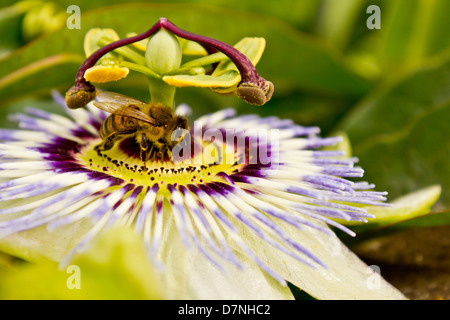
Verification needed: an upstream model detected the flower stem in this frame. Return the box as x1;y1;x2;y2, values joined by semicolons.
148;77;176;108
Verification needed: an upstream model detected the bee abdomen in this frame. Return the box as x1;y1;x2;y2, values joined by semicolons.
100;114;137;139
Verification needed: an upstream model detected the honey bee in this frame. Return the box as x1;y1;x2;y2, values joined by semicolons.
92;91;188;162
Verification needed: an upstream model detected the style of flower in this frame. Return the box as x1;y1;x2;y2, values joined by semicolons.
0;18;406;299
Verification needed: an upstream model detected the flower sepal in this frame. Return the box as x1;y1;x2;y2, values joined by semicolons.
340;185;442;229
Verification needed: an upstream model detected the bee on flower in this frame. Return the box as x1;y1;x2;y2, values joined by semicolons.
0;18;405;300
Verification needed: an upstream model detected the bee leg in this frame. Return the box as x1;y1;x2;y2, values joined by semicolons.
155;138;170;161
95;135;117;152
149;145;156;162
158;145;170;161
101;136;117;151
140;150;148;163
140;133;149;162
96;130;136;152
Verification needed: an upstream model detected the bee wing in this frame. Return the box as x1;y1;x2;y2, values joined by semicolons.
96;91;147;106
92;101;157;125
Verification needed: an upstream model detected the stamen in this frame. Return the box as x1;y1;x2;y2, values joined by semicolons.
0;90;394;292
66;18;272;109
179;185;243;268
207;183;323;268
188;184;285;285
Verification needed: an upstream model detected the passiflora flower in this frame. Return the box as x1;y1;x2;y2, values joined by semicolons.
0;18;406;300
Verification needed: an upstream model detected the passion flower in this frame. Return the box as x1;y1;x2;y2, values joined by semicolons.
0;18;405;299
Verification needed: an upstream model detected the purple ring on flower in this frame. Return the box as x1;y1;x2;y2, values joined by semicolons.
0;91;395;294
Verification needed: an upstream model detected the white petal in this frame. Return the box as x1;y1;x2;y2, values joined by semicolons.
0;218;92;263
155;209;294;299
242;216;407;300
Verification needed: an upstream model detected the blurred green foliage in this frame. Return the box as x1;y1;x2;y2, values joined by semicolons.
0;0;449;299
0;227;163;299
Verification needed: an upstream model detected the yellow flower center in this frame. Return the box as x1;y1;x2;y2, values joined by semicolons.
76;138;243;191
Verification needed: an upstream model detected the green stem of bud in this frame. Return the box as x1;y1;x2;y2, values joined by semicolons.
148;77;177;108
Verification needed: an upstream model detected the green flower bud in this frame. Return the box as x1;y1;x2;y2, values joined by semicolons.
145;29;182;75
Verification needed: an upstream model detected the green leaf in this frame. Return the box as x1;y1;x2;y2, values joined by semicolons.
0;227;163;299
316;0;367;50
376;0;450;73
0;53;83;105
0;1;44;57
424;0;450;56
339;0;450;84
18;0;322;31
378;0;423;71
0;3;370;105
336;53;450;208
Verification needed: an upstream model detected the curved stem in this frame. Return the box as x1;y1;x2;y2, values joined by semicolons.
74;17;261;87
73;21;161;86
